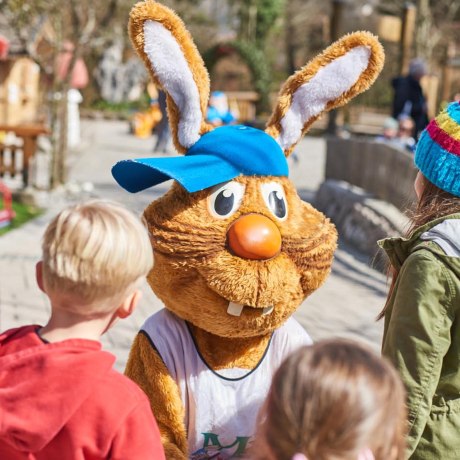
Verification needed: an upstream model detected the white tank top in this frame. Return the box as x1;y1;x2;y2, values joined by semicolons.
141;309;312;459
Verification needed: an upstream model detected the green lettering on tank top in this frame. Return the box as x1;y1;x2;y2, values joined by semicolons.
201;432;251;457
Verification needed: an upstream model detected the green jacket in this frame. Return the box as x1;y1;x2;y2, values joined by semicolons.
380;214;460;460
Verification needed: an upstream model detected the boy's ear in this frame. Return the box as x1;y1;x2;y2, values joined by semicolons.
35;261;45;293
117;290;142;319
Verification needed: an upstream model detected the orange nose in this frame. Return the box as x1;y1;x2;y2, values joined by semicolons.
227;214;282;260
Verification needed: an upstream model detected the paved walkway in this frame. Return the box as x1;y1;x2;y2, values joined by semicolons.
0;120;387;370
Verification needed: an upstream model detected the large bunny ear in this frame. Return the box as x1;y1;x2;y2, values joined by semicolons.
129;1;212;153
266;32;384;156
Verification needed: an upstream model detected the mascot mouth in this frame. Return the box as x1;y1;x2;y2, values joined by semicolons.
227;302;274;317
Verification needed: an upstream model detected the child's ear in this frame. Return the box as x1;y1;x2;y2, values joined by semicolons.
35;261;45;293
117;290;142;319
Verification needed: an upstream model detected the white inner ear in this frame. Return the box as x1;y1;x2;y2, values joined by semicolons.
144;20;202;148
278;46;371;151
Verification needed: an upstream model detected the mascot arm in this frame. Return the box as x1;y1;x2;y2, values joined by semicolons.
125;332;187;459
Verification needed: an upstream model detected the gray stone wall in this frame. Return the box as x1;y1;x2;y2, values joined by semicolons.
315;179;410;270
325;138;417;209
316;137;417;269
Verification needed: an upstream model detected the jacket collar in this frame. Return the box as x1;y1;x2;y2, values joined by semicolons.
378;213;460;269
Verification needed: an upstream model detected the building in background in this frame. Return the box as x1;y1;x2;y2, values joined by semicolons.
0;17;41;125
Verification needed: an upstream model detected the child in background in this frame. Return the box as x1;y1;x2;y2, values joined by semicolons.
0;201;165;460
376;116;399;143
206;91;237;126
396;114;416;152
252;339;406;460
380;101;460;459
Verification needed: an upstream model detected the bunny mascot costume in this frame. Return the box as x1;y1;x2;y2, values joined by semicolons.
112;2;384;458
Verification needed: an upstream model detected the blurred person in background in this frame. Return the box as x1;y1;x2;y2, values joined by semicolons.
392;58;429;140
153;90;171;153
206;91;237;127
376;117;399;143
376;116;415;153
396;115;416;153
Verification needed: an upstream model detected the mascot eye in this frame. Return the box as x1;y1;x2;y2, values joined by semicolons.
261;182;288;220
208;181;245;219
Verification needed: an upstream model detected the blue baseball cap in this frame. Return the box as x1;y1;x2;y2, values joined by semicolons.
112;125;288;193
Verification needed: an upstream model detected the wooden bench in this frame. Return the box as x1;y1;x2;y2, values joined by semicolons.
307;107;389;136
347;107;389;136
0;124;49;188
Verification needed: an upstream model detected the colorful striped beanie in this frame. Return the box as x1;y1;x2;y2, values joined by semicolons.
415;102;460;197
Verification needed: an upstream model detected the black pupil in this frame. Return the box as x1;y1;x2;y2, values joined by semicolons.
268;191;286;218
214;189;234;216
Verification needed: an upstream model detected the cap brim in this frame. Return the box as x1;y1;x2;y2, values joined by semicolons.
112;155;240;193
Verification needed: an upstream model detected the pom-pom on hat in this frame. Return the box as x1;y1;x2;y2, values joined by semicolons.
415;102;460;197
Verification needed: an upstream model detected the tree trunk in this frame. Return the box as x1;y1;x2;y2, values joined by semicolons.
49;87;70;189
285;1;297;75
57;90;69;185
49;93;61;189
326;0;346;136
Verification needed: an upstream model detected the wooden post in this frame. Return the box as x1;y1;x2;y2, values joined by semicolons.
441;42;455;102
399;2;417;76
285;1;296;75
326;0;347;136
22;136;37;187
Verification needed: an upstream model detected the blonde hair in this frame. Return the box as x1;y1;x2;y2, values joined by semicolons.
42;200;153;313
253;339;406;460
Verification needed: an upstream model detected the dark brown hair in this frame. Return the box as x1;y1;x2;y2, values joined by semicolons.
377;174;460;320
252;339;406;460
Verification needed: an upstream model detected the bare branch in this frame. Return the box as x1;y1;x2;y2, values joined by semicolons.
80;5;97;44
69;0;81;37
100;0;119;28
2;8;51;74
447;1;460;22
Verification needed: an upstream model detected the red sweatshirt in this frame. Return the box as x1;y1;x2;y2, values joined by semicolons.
0;325;166;460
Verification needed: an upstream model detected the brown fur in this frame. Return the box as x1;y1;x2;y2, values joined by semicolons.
266;31;385;156
188;324;272;369
128;1;213;153
144;177;337;339
125;333;188;458
124;3;383;458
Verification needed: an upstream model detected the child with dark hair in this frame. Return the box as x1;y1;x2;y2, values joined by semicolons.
392;58;429;139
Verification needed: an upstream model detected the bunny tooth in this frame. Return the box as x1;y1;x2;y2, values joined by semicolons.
262;306;274;316
226;303;275;317
227;302;244;317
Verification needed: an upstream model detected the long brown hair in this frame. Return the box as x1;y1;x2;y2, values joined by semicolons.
251;339;406;460
377;174;460;320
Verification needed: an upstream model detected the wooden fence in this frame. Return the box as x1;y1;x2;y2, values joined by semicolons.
0;124;49;188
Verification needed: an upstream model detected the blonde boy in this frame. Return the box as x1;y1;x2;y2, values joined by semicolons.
0;200;165;460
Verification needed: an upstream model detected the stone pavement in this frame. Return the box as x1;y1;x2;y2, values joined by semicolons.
0;120;387;370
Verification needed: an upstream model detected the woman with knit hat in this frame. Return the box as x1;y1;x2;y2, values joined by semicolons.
380;101;460;459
